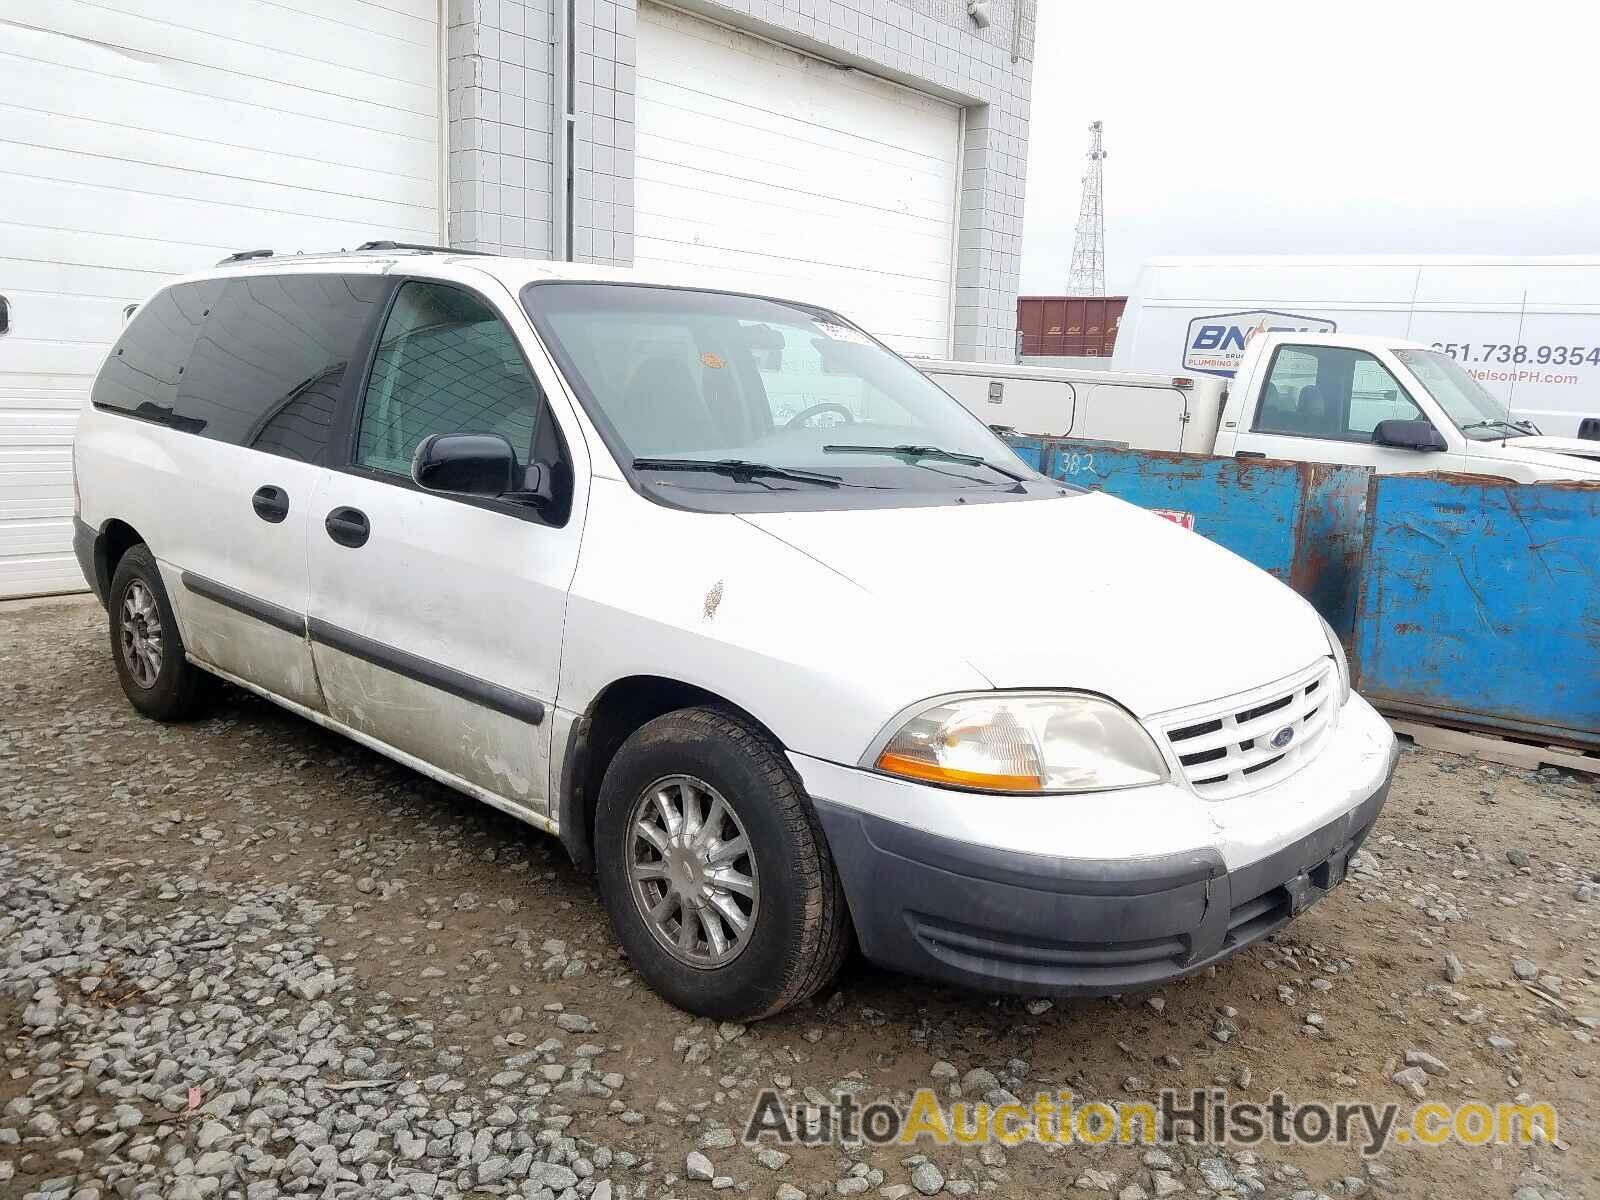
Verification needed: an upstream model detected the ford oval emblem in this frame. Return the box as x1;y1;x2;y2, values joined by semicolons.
1269;725;1296;751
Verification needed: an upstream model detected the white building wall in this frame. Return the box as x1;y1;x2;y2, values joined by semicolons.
447;0;1035;362
0;2;443;599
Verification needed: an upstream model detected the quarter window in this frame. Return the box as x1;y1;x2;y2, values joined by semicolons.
92;282;223;420
1253;344;1424;443
355;282;549;476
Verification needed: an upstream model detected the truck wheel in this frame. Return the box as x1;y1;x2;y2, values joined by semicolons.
594;707;850;1020
108;544;212;721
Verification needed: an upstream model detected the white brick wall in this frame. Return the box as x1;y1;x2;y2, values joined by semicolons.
449;0;1035;361
570;0;636;263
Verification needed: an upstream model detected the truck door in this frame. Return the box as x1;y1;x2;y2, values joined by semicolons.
1231;343;1463;474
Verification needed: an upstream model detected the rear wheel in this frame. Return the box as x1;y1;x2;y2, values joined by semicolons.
108;544;211;721
594;707;849;1019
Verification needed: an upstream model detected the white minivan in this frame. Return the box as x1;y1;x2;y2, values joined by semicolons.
74;246;1398;1020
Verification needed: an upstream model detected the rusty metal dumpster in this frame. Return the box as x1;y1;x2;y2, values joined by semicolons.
1013;438;1371;641
1353;473;1600;749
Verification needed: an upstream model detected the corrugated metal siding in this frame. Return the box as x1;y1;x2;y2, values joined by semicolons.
0;1;443;598
1017;296;1126;358
632;3;961;357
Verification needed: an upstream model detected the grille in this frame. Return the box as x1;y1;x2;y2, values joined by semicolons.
909;912;1191;987
1159;661;1335;800
1225;885;1293;945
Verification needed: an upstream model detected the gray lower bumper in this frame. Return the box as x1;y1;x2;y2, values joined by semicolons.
813;743;1398;997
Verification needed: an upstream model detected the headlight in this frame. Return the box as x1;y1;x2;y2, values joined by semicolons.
868;693;1169;793
1317;614;1352;705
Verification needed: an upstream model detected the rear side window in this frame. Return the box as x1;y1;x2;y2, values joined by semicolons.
92;282;224;421
176;274;387;462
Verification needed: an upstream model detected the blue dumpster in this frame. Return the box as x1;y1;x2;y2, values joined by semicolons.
1353;473;1600;749
1013;438;1370;642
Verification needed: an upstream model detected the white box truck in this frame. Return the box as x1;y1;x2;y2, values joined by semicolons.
1110;255;1600;441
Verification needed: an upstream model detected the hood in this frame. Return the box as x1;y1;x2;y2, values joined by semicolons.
739;492;1328;717
1469;436;1600;478
1510;435;1600;466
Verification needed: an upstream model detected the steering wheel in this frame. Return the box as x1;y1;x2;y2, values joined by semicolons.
785;403;856;430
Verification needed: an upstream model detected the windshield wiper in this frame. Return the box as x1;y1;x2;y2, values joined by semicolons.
632;457;843;488
822;443;1027;482
1460;418;1537;435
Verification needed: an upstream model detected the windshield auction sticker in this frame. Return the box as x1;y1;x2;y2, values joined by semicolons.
813;320;874;346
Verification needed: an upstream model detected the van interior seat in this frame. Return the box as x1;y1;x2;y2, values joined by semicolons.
620;355;715;454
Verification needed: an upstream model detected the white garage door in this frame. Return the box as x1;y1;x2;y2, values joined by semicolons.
0;1;442;599
634;4;960;358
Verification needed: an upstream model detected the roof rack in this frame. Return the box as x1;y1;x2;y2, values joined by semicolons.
354;240;494;256
213;242;493;268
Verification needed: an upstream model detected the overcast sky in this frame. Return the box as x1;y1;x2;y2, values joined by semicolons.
1020;1;1600;296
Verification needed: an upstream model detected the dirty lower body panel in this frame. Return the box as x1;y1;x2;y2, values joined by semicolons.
812;753;1395;996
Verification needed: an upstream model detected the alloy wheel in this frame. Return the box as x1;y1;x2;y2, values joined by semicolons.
119;579;163;688
626;774;760;969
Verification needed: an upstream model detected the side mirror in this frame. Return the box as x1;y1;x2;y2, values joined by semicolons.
411;433;517;496
504;460;555;508
1372;418;1448;452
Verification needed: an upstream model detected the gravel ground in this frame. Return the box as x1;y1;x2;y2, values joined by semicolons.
3;596;1598;1200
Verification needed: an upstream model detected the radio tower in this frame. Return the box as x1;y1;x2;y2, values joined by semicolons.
1066;120;1107;296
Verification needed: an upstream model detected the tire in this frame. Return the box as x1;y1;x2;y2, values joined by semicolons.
108;544;212;721
594;707;850;1020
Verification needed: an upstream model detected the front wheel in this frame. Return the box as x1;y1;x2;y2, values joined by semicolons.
594;707;850;1020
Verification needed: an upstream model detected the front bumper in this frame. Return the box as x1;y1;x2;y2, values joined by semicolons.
802;704;1399;997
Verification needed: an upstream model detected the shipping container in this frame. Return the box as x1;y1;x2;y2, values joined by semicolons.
1017;295;1126;358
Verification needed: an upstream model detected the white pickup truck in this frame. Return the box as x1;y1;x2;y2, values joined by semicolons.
924;332;1600;482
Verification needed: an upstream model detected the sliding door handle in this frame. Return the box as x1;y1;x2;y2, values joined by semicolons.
252;485;290;523
324;507;370;548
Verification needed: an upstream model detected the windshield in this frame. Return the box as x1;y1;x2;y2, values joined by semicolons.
1392;349;1532;439
522;283;1055;511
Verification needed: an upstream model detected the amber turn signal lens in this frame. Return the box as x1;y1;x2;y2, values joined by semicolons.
874;751;1041;792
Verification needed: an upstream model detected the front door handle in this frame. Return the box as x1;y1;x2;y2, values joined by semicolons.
324;506;370;548
252;485;290;523
1235;450;1266;459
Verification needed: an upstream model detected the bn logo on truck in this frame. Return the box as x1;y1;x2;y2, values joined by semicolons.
1184;310;1337;377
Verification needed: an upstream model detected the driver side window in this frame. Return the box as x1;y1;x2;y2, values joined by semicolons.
356;282;546;475
1253;344;1423;443
1346;357;1424;436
